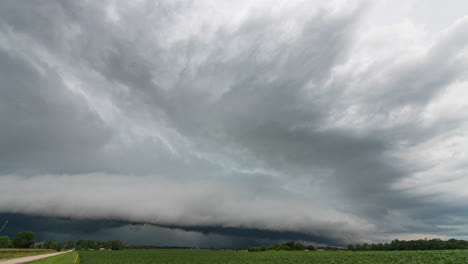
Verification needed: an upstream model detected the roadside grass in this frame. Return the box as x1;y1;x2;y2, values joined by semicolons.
24;251;79;264
0;249;56;260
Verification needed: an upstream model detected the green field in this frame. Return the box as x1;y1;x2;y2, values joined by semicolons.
78;249;468;264
25;252;78;264
0;249;56;260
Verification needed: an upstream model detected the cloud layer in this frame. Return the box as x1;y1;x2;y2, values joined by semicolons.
0;0;468;246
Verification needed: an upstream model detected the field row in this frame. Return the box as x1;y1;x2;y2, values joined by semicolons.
77;249;468;264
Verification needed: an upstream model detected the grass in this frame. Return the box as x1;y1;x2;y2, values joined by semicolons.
24;251;79;264
0;249;56;260
78;249;468;264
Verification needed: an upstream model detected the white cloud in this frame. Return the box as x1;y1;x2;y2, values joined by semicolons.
0;173;374;244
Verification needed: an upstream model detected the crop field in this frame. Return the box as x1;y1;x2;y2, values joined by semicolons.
78;249;468;264
0;249;55;260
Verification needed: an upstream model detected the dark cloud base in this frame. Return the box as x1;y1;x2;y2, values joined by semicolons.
0;213;127;240
0;213;343;247
168;225;345;246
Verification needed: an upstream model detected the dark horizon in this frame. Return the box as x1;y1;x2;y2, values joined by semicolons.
0;213;345;248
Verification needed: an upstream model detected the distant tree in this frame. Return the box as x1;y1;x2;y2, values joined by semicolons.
109;240;125;250
12;231;35;248
351;238;468;251
88;240;98;250
33;242;46;249
306;245;316;251
362;243;369;251
390;239;400;251
284;241;296;249
347;244;355;251
247;241;327;252
0;236;11;248
63;240;76;250
279;245;291;250
44;240;61;251
294;242;305;250
247;247;261;252
270;244;280;251
77;240;90;250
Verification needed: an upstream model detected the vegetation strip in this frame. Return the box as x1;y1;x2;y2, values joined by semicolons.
23;252;78;264
74;253;79;264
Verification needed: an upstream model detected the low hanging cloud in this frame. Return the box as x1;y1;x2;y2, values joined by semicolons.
0;174;374;245
1;0;468;246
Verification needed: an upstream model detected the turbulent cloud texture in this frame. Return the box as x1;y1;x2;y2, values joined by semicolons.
0;0;468;246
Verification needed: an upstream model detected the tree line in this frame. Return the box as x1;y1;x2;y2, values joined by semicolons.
348;239;468;251
248;241;339;252
0;231;124;250
248;239;468;252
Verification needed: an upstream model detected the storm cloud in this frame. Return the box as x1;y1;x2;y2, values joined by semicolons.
1;0;468;247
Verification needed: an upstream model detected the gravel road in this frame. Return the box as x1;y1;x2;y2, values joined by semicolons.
0;250;72;264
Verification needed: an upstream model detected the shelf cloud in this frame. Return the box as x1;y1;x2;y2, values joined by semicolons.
1;0;468;246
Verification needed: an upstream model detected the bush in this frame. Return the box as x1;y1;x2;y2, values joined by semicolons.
0;236;11;248
12;231;35;248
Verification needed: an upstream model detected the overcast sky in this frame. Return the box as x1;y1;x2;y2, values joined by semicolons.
0;0;468;248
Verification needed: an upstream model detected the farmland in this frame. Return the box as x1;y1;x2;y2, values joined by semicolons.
78;249;468;264
0;249;55;260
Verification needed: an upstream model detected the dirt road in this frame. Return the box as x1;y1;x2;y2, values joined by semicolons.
0;250;72;264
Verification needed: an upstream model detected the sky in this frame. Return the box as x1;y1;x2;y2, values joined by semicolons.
0;0;467;248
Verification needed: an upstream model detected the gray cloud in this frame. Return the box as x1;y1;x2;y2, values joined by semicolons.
0;44;111;174
1;0;468;246
0;173;374;245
